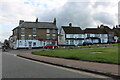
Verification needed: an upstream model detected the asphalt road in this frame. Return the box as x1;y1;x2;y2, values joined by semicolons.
2;50;107;78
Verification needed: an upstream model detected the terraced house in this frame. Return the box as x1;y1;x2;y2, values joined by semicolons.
59;23;84;46
59;24;120;46
9;18;58;49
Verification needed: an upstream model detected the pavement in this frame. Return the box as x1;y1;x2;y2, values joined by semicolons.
17;53;120;78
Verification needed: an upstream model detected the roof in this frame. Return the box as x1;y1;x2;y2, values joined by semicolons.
113;28;120;36
84;28;107;34
62;26;84;34
18;21;57;29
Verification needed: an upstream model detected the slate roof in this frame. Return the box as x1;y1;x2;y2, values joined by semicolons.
62;26;84;34
18;21;57;29
84;28;107;34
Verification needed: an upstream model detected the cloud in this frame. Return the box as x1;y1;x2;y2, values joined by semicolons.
38;1;118;29
93;12;115;25
0;0;119;42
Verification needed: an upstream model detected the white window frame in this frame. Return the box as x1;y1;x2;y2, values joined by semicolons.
21;35;25;40
33;28;36;34
28;35;32;40
52;34;56;39
52;29;56;33
33;35;36;40
46;34;50;39
21;28;25;34
46;29;50;33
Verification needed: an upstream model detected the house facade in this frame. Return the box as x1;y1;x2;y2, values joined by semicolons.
59;23;84;46
9;18;58;49
59;24;120;46
84;27;108;43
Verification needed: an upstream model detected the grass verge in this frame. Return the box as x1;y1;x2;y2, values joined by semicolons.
32;46;119;64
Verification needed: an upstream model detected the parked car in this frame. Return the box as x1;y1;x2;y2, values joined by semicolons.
83;42;93;46
44;44;58;49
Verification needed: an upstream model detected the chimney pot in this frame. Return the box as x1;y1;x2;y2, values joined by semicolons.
19;20;24;25
69;23;72;27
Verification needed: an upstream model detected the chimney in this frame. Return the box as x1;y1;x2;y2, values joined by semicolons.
36;18;38;22
97;25;99;28
69;23;72;27
116;25;118;28
53;18;56;25
113;26;115;29
19;20;24;25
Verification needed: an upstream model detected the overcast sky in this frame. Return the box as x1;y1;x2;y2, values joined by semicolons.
0;0;119;42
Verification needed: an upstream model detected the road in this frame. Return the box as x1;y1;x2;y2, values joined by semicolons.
2;50;108;78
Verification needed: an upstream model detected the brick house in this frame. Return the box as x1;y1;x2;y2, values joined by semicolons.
9;18;58;49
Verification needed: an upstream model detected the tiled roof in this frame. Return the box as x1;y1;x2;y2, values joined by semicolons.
62;26;84;34
18;22;57;29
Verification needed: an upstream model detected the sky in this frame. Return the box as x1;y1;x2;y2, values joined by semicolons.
0;0;119;42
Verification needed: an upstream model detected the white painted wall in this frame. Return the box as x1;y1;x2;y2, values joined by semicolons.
12;40;57;49
66;34;84;38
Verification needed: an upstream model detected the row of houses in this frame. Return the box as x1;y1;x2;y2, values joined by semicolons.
9;18;120;49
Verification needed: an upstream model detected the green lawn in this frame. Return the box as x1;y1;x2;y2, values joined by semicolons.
32;46;119;64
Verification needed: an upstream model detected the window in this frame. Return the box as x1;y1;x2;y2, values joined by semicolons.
52;34;56;39
52;29;56;33
21;35;25;40
33;28;36;34
108;33;112;36
70;34;74;38
87;34;90;37
46;34;50;39
33;42;36;46
66;40;69;44
70;40;74;45
95;34;99;37
21;28;25;34
46;29;50;33
33;35;36;40
28;35;32;40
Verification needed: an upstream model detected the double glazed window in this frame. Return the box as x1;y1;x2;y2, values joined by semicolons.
21;28;25;34
70;40;74;45
52;34;56;39
46;29;50;33
46;34;50;39
21;35;25;40
52;29;55;33
87;34;90;37
95;34;99;37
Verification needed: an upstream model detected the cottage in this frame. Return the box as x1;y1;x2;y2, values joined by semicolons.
59;23;84;46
